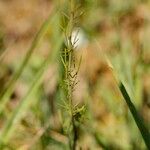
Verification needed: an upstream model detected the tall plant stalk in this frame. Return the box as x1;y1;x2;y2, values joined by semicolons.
60;0;83;149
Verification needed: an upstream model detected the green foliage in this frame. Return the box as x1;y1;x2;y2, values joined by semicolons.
0;0;149;149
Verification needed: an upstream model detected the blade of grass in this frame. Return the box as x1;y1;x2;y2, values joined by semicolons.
95;38;150;149
119;82;150;149
0;35;63;146
0;11;57;114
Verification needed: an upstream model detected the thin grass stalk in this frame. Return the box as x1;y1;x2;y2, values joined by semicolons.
60;0;80;149
0;33;63;147
68;1;77;149
0;12;57;114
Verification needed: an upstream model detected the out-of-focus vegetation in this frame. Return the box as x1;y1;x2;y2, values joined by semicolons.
0;0;150;149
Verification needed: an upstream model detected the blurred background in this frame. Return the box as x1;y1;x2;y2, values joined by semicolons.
0;0;150;149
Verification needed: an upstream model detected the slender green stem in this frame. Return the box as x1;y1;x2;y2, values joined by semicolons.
64;0;78;149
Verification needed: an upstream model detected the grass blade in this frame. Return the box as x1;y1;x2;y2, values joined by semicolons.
0;12;56;114
0;36;63;146
119;82;150;149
